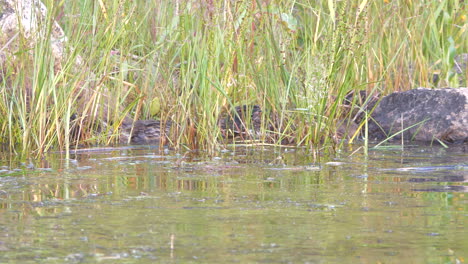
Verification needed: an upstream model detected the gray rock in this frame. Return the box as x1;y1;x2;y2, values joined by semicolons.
368;88;468;143
431;53;467;86
0;0;82;70
454;53;468;75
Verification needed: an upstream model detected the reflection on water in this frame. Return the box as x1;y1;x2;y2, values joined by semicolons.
0;144;466;263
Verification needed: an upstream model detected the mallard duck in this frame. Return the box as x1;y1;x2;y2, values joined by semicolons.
119;105;263;144
119;120;171;144
219;105;262;138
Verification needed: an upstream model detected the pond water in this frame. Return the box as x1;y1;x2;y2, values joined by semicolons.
0;143;466;263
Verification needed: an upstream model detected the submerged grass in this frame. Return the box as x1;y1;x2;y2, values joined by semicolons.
0;0;466;156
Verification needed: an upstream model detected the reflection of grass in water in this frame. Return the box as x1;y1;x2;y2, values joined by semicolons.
0;170;40;177
0;1;466;156
371;145;404;150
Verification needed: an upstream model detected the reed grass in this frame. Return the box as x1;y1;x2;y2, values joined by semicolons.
0;0;466;156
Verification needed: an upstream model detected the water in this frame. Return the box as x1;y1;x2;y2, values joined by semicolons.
0;144;466;263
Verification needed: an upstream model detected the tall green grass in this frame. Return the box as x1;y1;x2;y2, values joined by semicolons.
0;0;466;156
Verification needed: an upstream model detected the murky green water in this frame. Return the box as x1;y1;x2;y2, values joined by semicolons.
0;144;467;263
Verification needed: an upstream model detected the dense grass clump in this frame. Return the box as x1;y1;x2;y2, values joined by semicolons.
0;0;466;155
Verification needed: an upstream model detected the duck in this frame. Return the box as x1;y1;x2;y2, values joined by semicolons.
219;105;263;138
119;119;172;144
118;105;263;144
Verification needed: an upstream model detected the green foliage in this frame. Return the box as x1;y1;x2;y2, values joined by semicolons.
0;0;466;156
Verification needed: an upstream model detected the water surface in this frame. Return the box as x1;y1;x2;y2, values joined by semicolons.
0;144;466;263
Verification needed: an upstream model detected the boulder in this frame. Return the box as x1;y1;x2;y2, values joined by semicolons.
368;88;468;143
0;0;82;71
432;53;468;86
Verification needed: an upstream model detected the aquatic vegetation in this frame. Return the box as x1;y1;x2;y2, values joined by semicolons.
0;0;466;156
